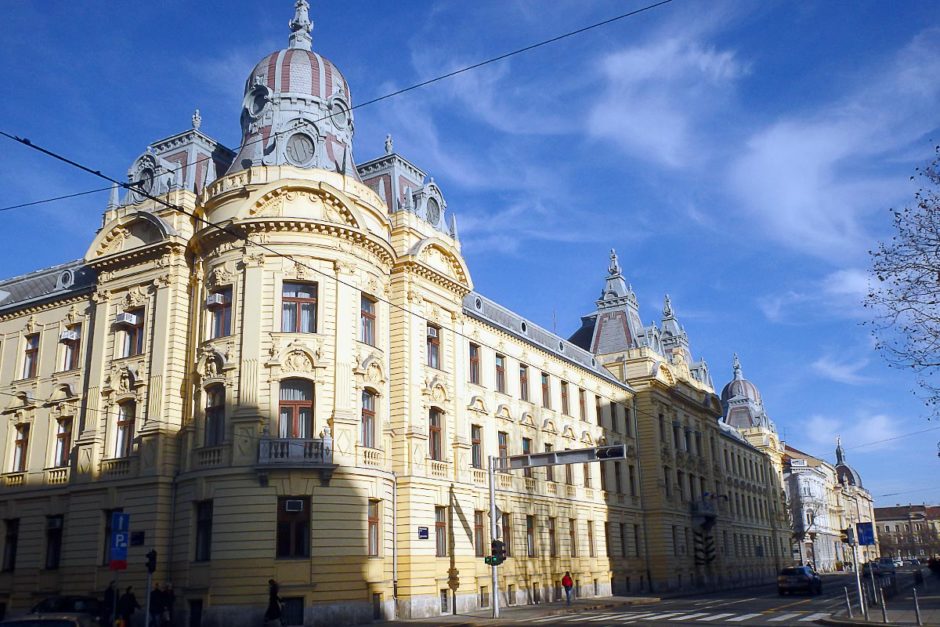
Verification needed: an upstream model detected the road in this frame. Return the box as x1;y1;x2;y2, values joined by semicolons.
518;574;856;626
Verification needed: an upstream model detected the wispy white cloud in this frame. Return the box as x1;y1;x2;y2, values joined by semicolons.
811;355;873;385
799;412;901;454
758;267;872;323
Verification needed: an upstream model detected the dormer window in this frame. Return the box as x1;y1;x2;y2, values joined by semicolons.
426;197;441;224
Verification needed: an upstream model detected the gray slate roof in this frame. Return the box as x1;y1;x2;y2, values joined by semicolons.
0;260;96;314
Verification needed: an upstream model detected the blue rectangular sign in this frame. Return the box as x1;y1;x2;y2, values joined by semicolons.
856;521;875;546
418;526;429;540
109;512;130;570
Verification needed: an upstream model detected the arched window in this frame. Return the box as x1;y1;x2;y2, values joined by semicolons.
279;379;313;439
115;401;136;458
429;408;443;461
205;385;225;447
361;389;376;449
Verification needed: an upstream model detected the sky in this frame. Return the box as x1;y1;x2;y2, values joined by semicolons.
1;1;939;505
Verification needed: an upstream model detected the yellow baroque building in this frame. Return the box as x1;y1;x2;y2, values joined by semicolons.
0;4;794;624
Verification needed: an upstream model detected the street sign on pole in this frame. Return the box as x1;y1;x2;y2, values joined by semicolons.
109;512;130;571
856;522;875;546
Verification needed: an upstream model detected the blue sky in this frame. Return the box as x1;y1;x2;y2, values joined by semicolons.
2;1;939;504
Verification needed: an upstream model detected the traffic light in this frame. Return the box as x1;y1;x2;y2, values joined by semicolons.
839;527;856;546
145;549;157;573
489;539;507;566
596;444;626;460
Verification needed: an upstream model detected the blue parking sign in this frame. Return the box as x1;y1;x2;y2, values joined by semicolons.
109;512;130;570
856;521;875;546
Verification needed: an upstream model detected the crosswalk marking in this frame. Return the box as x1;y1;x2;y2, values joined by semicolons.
583;612;641;622
799;612;830;621
768;612;803;622
697;613;736;621
727;612;763;622
636;612;685;620
671;613;711;620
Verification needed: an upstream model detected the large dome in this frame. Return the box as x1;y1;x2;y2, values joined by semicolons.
720;354;762;404
227;1;357;177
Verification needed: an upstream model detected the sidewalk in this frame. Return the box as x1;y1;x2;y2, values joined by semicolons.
374;595;659;626
822;571;940;627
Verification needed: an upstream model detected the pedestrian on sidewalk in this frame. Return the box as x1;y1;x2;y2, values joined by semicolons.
264;579;282;627
562;571;574;606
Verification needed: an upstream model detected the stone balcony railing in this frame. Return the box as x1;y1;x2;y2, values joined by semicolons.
45;467;70;485
256;434;337;485
2;472;25;488
100;457;138;478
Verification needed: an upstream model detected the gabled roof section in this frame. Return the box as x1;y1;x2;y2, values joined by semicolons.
0;260;95;314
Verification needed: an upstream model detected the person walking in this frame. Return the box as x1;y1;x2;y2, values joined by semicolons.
103;581;118;626
162;583;176;627
149;583;165;627
264;579;282;627
117;586;141;627
562;571;574;606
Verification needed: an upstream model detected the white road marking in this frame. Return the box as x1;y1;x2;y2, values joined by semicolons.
768;612;803;622
697;613;736;621
699;597;758;608
671;613;711;620
799;612;830;621
635;613;686;621
582;613;642;622
727;612;763;622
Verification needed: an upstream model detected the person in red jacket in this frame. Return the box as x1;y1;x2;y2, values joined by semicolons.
562;572;574;606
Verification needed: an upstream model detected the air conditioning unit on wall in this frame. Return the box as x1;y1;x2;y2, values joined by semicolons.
115;312;138;326
59;330;79;343
284;499;304;513
205;293;226;307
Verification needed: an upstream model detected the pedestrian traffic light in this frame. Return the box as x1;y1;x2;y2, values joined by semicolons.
145;549;157;573
490;539;507;565
839;527;856;546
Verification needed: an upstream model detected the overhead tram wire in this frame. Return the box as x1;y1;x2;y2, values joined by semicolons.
0;0;674;214
0;186;112;213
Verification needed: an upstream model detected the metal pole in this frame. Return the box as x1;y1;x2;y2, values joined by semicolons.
489;455;499;619
843;586;853;619
879;586;887;623
144;570;153;627
853;544;867;620
112;572;120;627
914;587;923;626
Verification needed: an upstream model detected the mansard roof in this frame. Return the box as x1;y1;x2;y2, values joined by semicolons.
0;260;95;314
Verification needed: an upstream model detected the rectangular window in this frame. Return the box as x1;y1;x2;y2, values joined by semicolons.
495;355;506;393
195;500;213;562
565;451;573;485
45;515;63;570
521;437;532;478
663;466;672;497
368;500;380;557
54;418;72;468
281;598;304;627
22;334;39;378
426;324;440;368
583;463;592;488
677;470;686;501
115;402;136;458
501;513;512;557
62;324;82;371
120;308;145;358
619;523;627;558
673;423;681;449
624;406;632;436
560;381;569;415
208;287;232;339
672;526;679;556
659;413;666;442
578;389;586;421
548;517;557;557
276;496;310;558
599;461;608;492
2;519;19;572
612;404;619;433
12;424;29;472
569;519;577;557
587;521;595;557
102;508;122;565
526;515;536;557
471;425;482;469
435;506;447;557
634;524;641;557
595;396;603;427
474;511;485;557
281;282;317;333
429;409;442;461
361;390;376;449
541;372;551;409
205;386;225;447
497;431;509;470
614;461;623;494
479;586;490;609
519;365;529;401
604;522;611;557
360;294;376;346
544;443;554;482
629;464;637;497
469;343;481;384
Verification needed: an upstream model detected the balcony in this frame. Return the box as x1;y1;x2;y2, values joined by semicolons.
45;468;70;485
256;436;337;485
2;472;25;488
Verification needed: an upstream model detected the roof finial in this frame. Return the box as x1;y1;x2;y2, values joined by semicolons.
107;182;120;210
608;248;621;275
192;109;202;130
836;435;846;463
663;294;673;317
288;0;313;51
385;134;393;155
732;353;742;380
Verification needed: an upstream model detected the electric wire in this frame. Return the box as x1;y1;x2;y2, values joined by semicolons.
0;186;112;213
0;0;673;214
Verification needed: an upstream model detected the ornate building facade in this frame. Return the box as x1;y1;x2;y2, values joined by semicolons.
874;504;938;560
0;3;802;625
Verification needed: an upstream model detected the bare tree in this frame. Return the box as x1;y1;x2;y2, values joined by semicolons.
866;146;940;416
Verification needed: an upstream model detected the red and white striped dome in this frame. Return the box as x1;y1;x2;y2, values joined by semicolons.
246;49;350;104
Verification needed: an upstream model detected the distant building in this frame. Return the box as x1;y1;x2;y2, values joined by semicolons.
875;504;940;559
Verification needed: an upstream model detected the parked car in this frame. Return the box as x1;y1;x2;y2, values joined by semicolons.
26;597;104;627
906;558;921;566
0;615;96;627
778;565;823;595
893;558;904;568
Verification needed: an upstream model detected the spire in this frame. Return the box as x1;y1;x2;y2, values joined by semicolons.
107;183;120;210
732;353;743;380
836;435;846;464
450;212;459;240
608;248;621;276
288;0;313;50
663;294;673;318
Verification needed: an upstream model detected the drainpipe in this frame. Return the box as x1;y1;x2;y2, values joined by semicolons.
392;470;398;613
632;398;654;592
